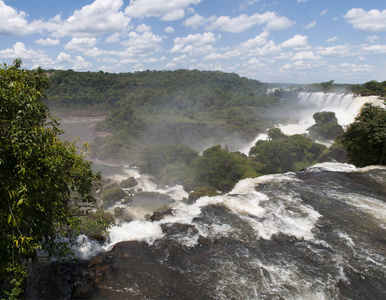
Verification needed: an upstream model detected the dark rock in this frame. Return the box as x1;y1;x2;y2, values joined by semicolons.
120;177;138;188
160;223;199;237
150;209;174;221
25;260;89;300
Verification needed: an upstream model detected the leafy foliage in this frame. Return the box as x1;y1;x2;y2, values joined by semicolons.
267;128;287;140
350;80;386;97
186;145;262;192
46;69;272;110
307;111;344;140
46;69;281;161
0;62;100;296
249;129;327;173
306;79;386;97
139;144;199;185
188;186;220;202
339;103;386;167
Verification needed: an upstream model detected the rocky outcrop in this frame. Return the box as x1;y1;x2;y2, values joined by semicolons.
25;220;219;300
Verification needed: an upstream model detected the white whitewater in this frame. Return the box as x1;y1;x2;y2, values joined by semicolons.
240;92;384;154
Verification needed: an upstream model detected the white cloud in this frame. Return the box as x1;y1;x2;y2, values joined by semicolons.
217;32;277;60
118;31;163;59
243;57;265;68
280;35;308;48
254;40;280;56
56;52;72;63
0;1;28;35
291;51;319;61
35;38;60;46
73;56;93;70
344;9;386;32
0;1;48;36
326;36;337;43
239;0;259;11
337;63;372;73
320;10;328;16
206;12;294;33
0;42;53;67
164;62;176;68
304;21;316;29
297;0;307;3
362;44;386;54
54;0;131;37
366;35;380;43
106;33;121;43
125;0;201;21
0;42;33;58
172;54;190;63
183;14;207;29
121;31;162;47
65;37;97;52
102;57;118;63
240;32;270;48
265;15;295;31
317;44;355;57
84;47;110;57
136;24;151;32
170;32;220;55
164;26;175;33
203;52;227;60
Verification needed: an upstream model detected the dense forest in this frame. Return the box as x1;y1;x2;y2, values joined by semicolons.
46;69;283;161
46;69;273;109
305;79;386;96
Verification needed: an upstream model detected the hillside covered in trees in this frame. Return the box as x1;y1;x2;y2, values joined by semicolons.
46;69;283;161
305;80;386;96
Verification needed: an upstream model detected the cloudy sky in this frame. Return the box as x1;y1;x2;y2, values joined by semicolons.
1;0;385;83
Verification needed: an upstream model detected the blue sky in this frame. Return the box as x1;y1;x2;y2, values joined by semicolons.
1;0;385;83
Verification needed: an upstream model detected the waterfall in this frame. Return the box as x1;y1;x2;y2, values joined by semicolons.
240;91;384;154
67;163;386;299
296;92;384;126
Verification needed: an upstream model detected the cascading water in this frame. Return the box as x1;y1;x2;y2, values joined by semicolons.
295;92;384;126
67;163;386;299
34;101;385;299
240;91;385;154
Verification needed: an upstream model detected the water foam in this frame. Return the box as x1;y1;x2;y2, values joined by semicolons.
105;220;164;250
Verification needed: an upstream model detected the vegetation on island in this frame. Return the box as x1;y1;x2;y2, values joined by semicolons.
0;61;102;298
339;103;386;167
249;129;327;174
307;111;344;140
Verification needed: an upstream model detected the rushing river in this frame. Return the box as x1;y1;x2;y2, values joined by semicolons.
67;163;386;299
45;92;386;299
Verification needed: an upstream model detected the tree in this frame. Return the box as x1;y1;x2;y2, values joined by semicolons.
307;111;344;140
0;61;100;297
249;132;327;173
186;145;261;191
339;103;386;167
267;128;287;140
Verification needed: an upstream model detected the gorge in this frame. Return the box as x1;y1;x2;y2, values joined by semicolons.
26;88;386;299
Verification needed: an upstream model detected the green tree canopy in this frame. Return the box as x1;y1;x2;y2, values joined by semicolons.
249;130;327;173
0;62;100;296
307;111;344;140
267;128;287;140
339;103;386;167
186;145;261;192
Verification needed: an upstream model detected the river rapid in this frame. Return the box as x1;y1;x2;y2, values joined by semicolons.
66;163;386;299
43;92;386;299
